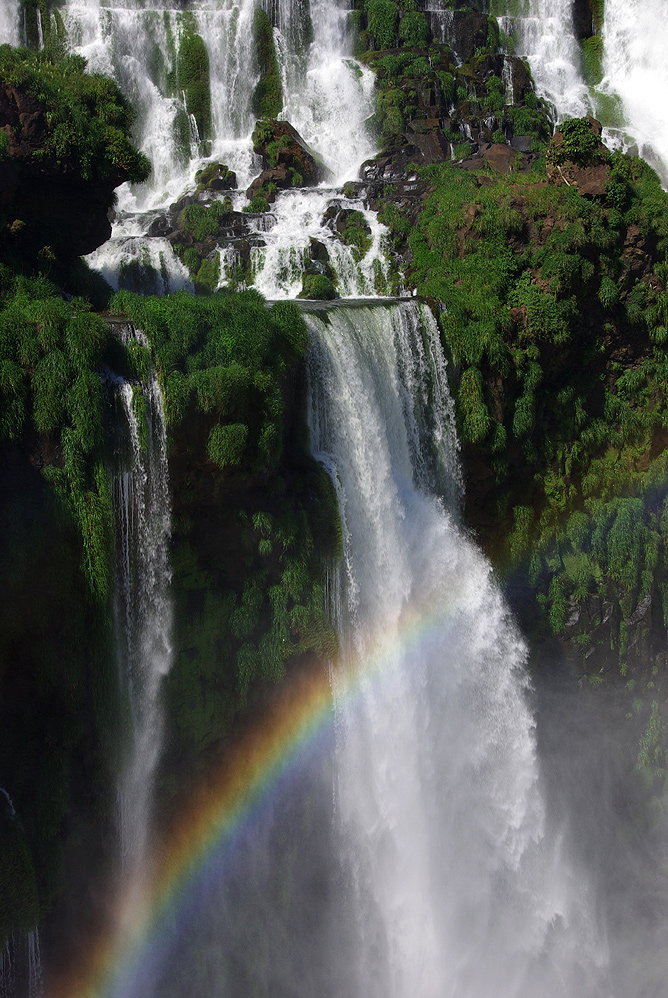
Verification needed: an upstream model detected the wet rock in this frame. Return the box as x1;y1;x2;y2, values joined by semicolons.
251;119;331;189
194;161;237;193
511;135;533;153
503;57;534;106
148;214;171;238
246;165;290;199
309;238;330;264
436;10;491;61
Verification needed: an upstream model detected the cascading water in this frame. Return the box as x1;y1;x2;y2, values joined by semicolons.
491;0;590;120
599;0;668;185
0;932;43;998
0;2;21;48
249;190;392;298
305;300;608;998
52;0;385;296
111;327;173;880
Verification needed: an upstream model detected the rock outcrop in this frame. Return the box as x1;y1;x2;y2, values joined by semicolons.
248;119;331;196
0;83;137;259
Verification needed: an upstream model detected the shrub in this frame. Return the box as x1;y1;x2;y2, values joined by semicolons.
399;11;428;47
0;47;150;183
300;274;336;299
548;116;603;167
208;422;248;467
251;9;283;118
182;200;226;240
365;0;399;50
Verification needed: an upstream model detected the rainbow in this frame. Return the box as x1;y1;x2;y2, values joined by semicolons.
54;605;436;998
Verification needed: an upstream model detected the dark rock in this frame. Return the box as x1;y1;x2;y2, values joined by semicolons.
251;119;331;189
148;215;171;238
503;57;534;106
309;238;330;264
572;0;594;38
0;83;134;259
479;142;518;173
511;135;533;153
246;164;290;199
430;10;491;61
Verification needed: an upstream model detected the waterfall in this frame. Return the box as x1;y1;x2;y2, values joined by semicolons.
0;932;43;998
26;931;42;998
54;0;383;294
0;787;15;819
61;0;375;206
0;2;21;47
600;0;668;184
493;0;590;120
305;300;607;998
249;190;391;298
111;327;173;880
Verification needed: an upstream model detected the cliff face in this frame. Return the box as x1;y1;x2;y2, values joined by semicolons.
0;49;150;265
0;82;126;258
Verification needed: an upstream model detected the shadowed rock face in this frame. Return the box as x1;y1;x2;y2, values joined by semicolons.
0;83;133;259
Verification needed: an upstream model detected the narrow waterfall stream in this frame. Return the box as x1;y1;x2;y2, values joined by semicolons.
0;930;43;998
111;328;173;882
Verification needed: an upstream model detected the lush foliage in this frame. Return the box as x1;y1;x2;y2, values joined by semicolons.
406;130;668;685
110;289;308;472
0;268;114;598
546;115;606;167
0;46;150;183
176;17;211;142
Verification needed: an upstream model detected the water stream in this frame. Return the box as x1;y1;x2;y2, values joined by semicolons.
111;328;173;882
1;3;667;994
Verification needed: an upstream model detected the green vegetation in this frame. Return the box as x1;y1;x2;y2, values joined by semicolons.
398;10;428;47
176;17;211;142
0;268;114;598
582;36;604;87
251;9;283;119
365;0;399;51
99;291;340;762
181;199;228;241
406;122;668;682
340;210;372;261
546;114;604;166
0;46;150;183
110;289;308;472
194;161;236;194
300;273;336;299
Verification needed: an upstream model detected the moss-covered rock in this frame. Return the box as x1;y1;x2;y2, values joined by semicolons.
176;22;211;142
194;161;237;194
251;9;283;120
299;273;337;299
250;119;330;189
